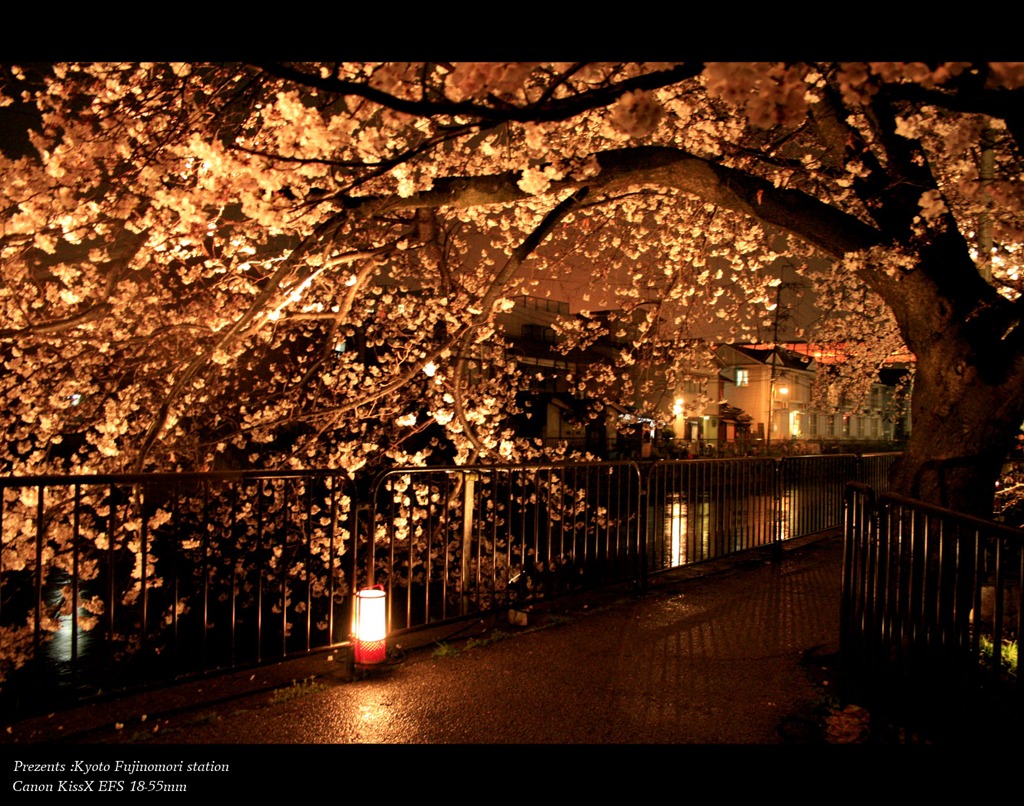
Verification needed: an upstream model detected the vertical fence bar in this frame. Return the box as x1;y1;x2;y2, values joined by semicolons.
6;457;947;717
255;478;265;663
228;481;238;667
106;482;116;663
33;484;43;665
201;480;211;669
1017;544;1024;696
140;485;149;659
462;471;473;615
304;480;312;653
992;536;1005;677
69;483;80;685
280;480;289;659
635;462;645;593
168;482;179;673
843;485;1023;738
328;475;338;646
0;488;4;648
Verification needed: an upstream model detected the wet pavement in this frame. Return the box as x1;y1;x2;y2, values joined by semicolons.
3;533;844;747
5;530;1010;797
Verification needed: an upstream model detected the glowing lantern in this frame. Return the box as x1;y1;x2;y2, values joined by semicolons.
353;586;387;665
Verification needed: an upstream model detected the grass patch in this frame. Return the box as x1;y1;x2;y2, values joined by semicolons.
465;630;513;650
980;635;1019;678
269;676;327;704
431;611;581;658
431;642;461;658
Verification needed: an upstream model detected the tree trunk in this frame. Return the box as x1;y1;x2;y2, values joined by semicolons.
890;347;1024;517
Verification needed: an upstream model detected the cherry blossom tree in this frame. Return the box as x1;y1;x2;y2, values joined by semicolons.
2;61;1023;517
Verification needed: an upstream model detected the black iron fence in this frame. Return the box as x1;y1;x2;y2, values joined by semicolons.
646;454;894;575
842;483;1023;741
0;470;360;713
1;453;898;716
369;462;644;633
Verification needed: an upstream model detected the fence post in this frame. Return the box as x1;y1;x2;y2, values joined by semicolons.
461;472;477;616
33;484;44;669
773;459;784;560
636;461;649;595
840;482;878;704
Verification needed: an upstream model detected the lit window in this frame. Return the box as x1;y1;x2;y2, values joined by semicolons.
735;369;749;387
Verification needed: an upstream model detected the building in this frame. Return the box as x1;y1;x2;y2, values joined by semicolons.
497;297;737;457
717;343;911;452
496;296;619;455
496;299;911;458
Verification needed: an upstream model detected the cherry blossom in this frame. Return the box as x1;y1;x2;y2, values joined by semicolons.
0;60;1021;509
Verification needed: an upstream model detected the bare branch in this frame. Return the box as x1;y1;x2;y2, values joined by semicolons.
251;62;704;125
0;302;113;338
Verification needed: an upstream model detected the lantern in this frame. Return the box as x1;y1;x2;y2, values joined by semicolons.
353;586;387;665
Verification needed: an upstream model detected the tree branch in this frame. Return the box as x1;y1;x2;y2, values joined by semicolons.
338;146;882;258
883;73;1024;155
130;222;402;471
452;187;590;454
0;302;113;338
250;62;704;125
0;229;148;339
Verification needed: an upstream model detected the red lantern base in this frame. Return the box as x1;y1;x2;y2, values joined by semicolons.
354;638;386;665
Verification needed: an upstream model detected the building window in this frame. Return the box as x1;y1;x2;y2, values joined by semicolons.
808;414;818;436
522;324;555;344
735;368;749;387
520;296;569;314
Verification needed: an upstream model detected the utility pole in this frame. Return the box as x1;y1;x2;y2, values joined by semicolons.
767;282;782;453
764;275;804;453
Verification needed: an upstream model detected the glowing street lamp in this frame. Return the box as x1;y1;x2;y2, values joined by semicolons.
353;586;387;665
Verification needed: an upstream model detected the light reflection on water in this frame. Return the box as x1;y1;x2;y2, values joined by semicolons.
655;490;812;571
42;574;95;671
669;500;683;567
46;613;81;666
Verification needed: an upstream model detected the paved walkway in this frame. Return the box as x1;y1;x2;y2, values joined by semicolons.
5;531;1011;800
3;533;845;747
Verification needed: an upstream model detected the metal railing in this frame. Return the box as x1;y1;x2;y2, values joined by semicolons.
647;457;779;572
842;483;1023;740
369;462;643;634
1;453;899;716
0;470;360;710
646;453;898;575
857;452;900;493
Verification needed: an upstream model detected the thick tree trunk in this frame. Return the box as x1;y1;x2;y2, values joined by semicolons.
890;344;1024;517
